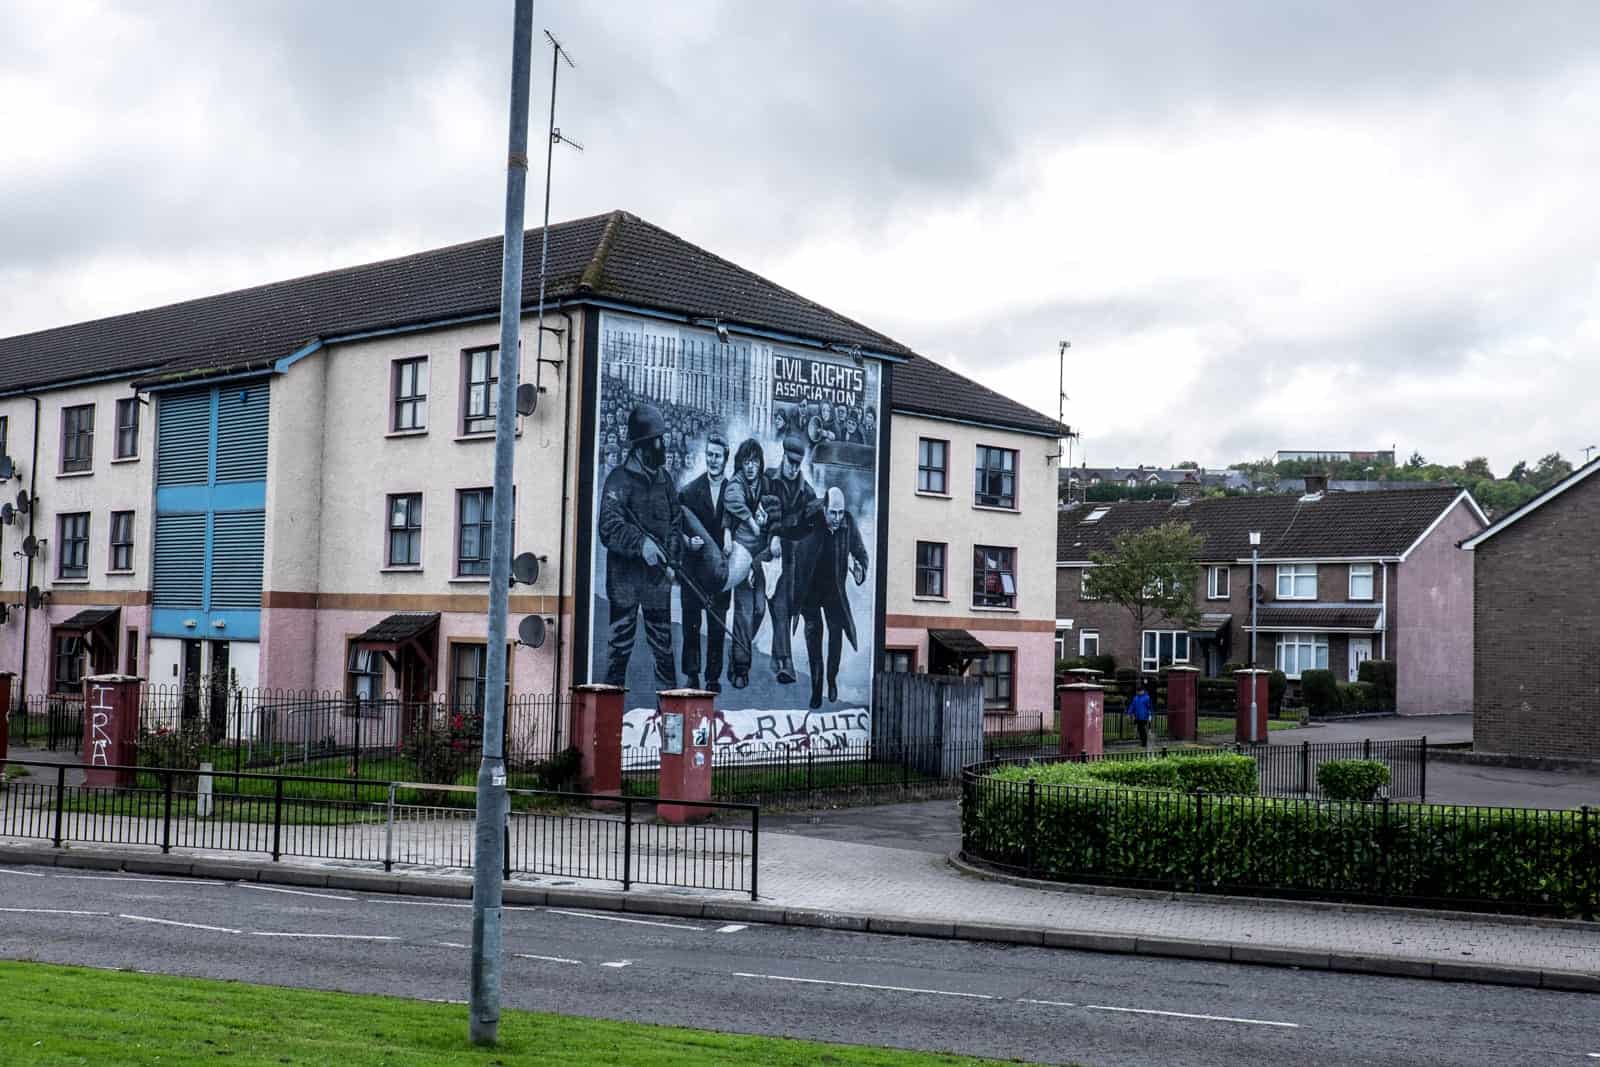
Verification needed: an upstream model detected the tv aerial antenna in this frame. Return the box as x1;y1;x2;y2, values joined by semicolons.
524;30;582;416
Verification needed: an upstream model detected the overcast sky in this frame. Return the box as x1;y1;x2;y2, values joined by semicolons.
4;1;1598;472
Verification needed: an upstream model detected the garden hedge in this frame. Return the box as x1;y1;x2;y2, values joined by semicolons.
1317;758;1390;802
1357;659;1397;710
962;763;1598;917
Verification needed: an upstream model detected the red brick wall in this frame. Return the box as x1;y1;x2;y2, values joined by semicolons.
1473;476;1600;760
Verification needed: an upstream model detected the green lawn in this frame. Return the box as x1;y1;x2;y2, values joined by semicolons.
0;962;1003;1066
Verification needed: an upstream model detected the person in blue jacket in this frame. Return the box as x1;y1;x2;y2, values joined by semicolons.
1128;681;1154;748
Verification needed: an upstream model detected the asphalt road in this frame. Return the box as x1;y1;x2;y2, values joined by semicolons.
1;865;1595;1065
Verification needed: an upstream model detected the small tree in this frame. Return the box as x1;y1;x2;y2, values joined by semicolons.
1084;521;1204;658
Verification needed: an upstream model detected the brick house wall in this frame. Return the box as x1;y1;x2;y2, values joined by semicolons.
1394;500;1482;714
1472;475;1600;760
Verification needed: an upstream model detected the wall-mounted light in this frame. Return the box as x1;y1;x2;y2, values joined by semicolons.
212;619;227;630
183;618;198;629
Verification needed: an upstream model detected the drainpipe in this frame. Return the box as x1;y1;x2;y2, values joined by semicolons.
1380;563;1389;659
17;395;40;701
550;309;575;725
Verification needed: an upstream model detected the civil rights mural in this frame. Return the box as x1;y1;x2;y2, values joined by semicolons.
586;311;881;764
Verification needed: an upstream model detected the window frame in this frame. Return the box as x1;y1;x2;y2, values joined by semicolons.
882;647;917;673
450;641;489;715
455;487;494;577
1079;629;1100;657
1348;562;1375;601
1140;629;1191;672
347;640;384;703
1078;567;1098;601
1275;631;1330;679
113;398;140;460
1275;563;1318;600
973;444;1018;510
1207;565;1231;600
972;544;1018;609
392;356;429;433
386;492;424;569
915;437;949;496
979;649;1016;712
108;510;135;573
51;630;85;694
460;346;499;436
914;540;947;598
57;512;90;580
60;403;95;474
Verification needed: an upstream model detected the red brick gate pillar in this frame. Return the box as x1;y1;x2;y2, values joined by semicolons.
82;675;143;788
1057;683;1104;758
655;689;715;824
1165;665;1198;742
1234;669;1270;744
570;684;625;804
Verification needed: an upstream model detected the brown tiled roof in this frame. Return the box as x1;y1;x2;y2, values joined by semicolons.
1253;605;1383;631
352;612;440;646
1057;488;1473;562
0;211;1064;437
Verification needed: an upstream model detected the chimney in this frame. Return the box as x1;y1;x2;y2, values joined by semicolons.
1176;472;1202;501
1304;472;1329;495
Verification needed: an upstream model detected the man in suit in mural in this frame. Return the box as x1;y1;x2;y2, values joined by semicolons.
678;433;732;693
795;486;869;708
599;403;682;690
765;434;823;686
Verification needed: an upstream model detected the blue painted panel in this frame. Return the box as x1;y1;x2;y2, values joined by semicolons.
150;608;260;641
210;510;265;610
152;513;206;609
216;383;270;482
156;390;210;487
155;481;266;513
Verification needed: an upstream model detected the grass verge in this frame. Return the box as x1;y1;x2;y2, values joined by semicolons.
0;961;1000;1066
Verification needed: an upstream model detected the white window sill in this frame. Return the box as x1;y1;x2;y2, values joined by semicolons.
1205;595;1230;601
911;595;949;603
1347;596;1374;602
449;576;491;584
105;570;135;577
972;504;1020;514
970;604;1019;613
52;578;89;585
381;566;424;574
110;456;140;465
1276;595;1317;601
57;470;93;479
914;490;951;500
386;429;429;439
454;431;521;442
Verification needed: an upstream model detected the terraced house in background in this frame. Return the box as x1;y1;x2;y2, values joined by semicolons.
1055;486;1486;713
0;210;1064;746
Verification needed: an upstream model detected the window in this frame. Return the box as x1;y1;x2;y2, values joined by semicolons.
883;648;916;673
1079;568;1098;600
462;347;498;435
452;643;488;714
61;404;94;473
456;488;493;576
979;650;1015;711
108;511;134;572
916;438;948;494
1349;563;1375;601
1276;632;1329;678
114;398;140;459
347;642;383;703
58;512;90;579
915;541;946;597
387;493;423;567
1276;564;1318;600
972;545;1017;608
0;414;8;459
1079;629;1100;657
393;357;428;432
1207;565;1230;599
1141;629;1191;672
125;628;139;675
51;632;84;693
974;445;1017;509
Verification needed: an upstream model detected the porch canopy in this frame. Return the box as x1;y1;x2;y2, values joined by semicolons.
928;628;991;674
1249;605;1382;633
54;607;120;666
350;612;440;676
1188;613;1233;640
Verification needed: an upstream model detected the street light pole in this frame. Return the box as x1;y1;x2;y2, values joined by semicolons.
469;0;533;1047
1248;531;1261;736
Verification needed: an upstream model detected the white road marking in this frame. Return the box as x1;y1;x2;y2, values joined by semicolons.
717;924;748;934
120;913;241;934
1019;998;1078;1008
600;959;634;969
250;932;399;941
238;884;355;902
546;908;701;931
1086;1005;1299;1029
515;953;583;965
58;875;225;886
368;899;471;909
0;868;46;877
436;942;470;949
733;972;996;1000
0;907;109;916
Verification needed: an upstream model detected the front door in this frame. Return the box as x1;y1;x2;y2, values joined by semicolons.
1348;638;1373;683
180;639;204;721
207;641;231;741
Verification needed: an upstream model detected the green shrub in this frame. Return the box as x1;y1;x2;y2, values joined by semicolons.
137;721;210;774
1357;659;1397;710
1221;661;1245;675
1299;669;1339;715
1268;670;1287;714
991;752;1258;795
1113;667;1138;683
1317;759;1391;802
1060;654;1116;676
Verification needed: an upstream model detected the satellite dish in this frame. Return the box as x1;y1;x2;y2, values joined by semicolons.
0;503;12;525
516;614;547;649
1254;583;1266;603
16;489;29;514
510;552;541;586
26;586;42;609
21;535;37;558
515;382;538;416
0;456;13;480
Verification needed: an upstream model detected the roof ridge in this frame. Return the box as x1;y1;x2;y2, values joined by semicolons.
578;209;627;292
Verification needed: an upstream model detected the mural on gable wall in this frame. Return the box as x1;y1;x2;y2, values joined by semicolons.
587;311;881;765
